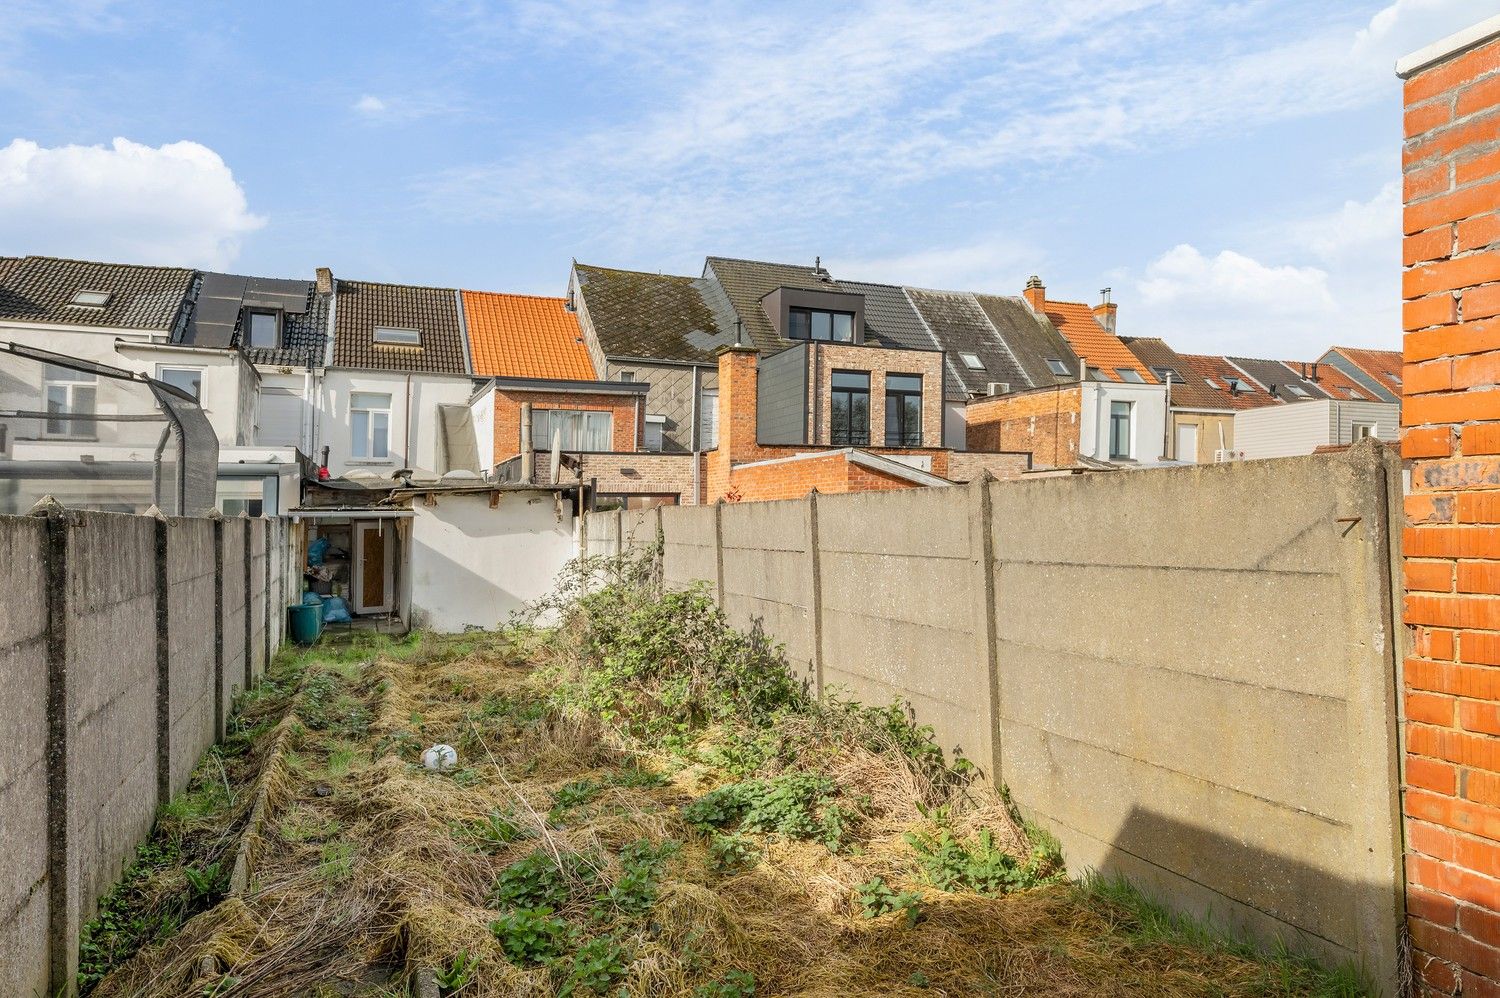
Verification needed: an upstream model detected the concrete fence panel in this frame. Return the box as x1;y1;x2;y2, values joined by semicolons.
814;484;995;766
221;519;247;711
621;507;657;553
989;448;1403;984
586;508;619;560
660;504;718;594
61;511;159;988
248;519;268;682
0;516;50;998
718;497;816;687
164;518;218;797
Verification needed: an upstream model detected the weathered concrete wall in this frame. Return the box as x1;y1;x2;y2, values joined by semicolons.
720;497;817;689
642;444;1405;992
221;518;247;710
991;448;1403;985
248;518;267;682
661;504;718;596
63;511;158;988
0;517;50;998
164;518;217;795
0;508;292;996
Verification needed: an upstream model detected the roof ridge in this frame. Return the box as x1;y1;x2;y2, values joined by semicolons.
462;289;568;303
705;254;821;271
338;277;458;292
13;254;195;274
574;262;696;281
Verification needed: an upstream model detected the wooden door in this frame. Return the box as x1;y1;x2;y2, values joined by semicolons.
353;520;393;613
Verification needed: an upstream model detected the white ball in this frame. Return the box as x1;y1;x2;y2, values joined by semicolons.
422;744;458;771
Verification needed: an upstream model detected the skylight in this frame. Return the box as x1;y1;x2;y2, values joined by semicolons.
1116;368;1146;384
1152;366;1182;383
1347;388;1365;399
1385;372;1401;383
1088;367;1108;380
69;290;111;307
1205;377;1220;389
1285;385;1310;398
1045;358;1070;376
373;326;422;346
1225;377;1249;392
960;352;985;371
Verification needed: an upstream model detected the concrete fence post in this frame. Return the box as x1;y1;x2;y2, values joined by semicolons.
807;489;825;697
615;508;625;558
713;501;726;607
970;475;1002;781
654;505;665;582
32;500;72;996
242;517;253;692
212;515;225;738
153;514;171;809
262;520;272;673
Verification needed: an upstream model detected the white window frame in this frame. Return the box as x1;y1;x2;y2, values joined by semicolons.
960;352;985;371
69;289;112;307
1352;422;1377;441
350;391;393;460
43;364;98;439
699;389;719;450
156;365;204;402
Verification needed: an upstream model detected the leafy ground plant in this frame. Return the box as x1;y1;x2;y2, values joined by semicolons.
856;876;923;927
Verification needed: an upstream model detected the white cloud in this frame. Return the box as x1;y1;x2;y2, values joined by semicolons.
1138;245;1334;313
353;94;387;114
829;238;1038;293
0;138;264;269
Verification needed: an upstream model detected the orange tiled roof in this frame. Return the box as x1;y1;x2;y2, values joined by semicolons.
462;290;596;380
1178;354;1281;410
1042;300;1156;384
1284;360;1377;402
1331;346;1403;395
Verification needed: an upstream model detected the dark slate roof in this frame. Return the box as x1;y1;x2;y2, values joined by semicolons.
972;294;1079;389
838;281;941;353
1122;337;1225;409
0;255;193;332
181;271;329;367
903;288;1029;397
0;257;19;284
573;263;730;363
1226;357;1332;402
332;279;468;374
704;256;843;353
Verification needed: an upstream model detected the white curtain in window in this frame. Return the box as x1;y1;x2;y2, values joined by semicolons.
532;410;612;451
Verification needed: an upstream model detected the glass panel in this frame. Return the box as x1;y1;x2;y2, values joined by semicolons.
372;326;421;345
532;411;551;449
159;368;201;400
350;392;390;411
787;310;810;340
73;385;96;417
811;311;832;341
46;385;68;435
45;363;95;382
832;313;853;342
904;395;921;445
248;312;278;347
887;374;921;393
372;412;389;457
352;411;370;457
832;371;869;390
699;391;718;448
584;411;611;450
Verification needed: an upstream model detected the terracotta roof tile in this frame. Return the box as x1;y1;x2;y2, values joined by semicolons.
1330;346;1403;400
1178;354;1281;410
1041;299;1156;384
463;290;595;380
1122;337;1223;408
1283;360;1374;402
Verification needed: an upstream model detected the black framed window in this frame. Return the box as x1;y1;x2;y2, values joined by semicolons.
884;373;922;446
788;307;854;342
1109;400;1132;459
830;370;869;446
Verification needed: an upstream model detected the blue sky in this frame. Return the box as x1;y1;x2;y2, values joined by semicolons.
0;0;1493;357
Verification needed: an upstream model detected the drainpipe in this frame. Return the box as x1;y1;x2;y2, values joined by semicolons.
404;373;413;469
1163;372;1173;460
521;402;535;482
690;365;701;504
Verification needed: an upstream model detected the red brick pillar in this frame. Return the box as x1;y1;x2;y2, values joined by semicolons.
1400;17;1500;996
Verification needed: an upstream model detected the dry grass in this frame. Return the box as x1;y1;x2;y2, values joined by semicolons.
91;630;1365;998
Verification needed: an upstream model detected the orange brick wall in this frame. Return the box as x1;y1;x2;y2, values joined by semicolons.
1401;29;1500;998
726;450;920;501
492;389;642;465
965;386;1081;468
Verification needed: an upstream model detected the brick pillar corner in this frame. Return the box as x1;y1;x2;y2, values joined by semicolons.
1398;17;1500;997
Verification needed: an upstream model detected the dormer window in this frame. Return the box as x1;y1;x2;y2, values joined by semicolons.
373;325;422;346
69;290;111;307
246;310;280;348
960;353;985;371
787;308;853;343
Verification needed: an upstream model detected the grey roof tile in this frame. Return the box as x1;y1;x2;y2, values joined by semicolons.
972;294;1079;389
903;288;1030;396
574;263;729;363
333;279;467;374
703;256;845;353
0;255;193;332
1226;356;1333;402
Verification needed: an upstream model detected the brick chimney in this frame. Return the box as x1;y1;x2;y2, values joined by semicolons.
1092;288;1117;333
707;344;760;500
315;267;334;294
1023;275;1046;313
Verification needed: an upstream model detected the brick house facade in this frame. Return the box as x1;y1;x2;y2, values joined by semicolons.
487;384;644;464
965;385;1082;466
1398;17;1500;997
